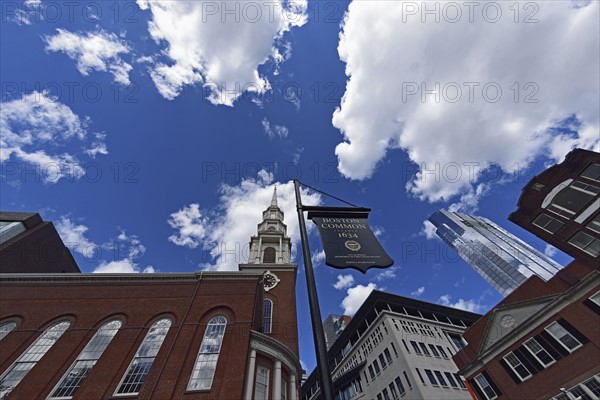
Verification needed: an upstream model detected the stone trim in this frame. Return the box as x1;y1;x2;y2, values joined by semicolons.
250;330;302;375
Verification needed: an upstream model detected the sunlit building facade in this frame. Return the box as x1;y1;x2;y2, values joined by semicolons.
0;190;301;399
428;210;563;297
302;291;481;400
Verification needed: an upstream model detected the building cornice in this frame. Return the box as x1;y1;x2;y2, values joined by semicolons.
250;330;302;375
0;271;263;284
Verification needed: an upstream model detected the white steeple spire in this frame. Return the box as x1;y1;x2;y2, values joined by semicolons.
271;186;278;207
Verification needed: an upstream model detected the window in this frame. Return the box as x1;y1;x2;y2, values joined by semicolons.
0;321;70;398
410;341;421;355
263;299;273;334
403;371;411;388
434;371;447;386
395;377;405;395
415;369;425;384
447;333;465;350
282;379;287;400
263;247;276;263
0;321;17;342
587;214;600;234
254;366;270;400
188;315;227;391
503;352;532;381
389;382;398;399
581;163;600;182
390;342;398;357
437;346;448;358
590;291;600;306
445;372;458;388
418;342;430;356
379;353;387;369
50;320;122;399
115;318;172;395
382;388;390;400
545;321;583;352
533;213;565;234
384;348;393;363
428;344;440;357
373;360;381;375
547;182;598;218
424;369;437;385
377;394;383;400
0;221;26;244
454;374;466;389
583;377;600;396
569;231;600;257
523;338;555;367
570;385;592;400
402;340;410;353
474;374;498;400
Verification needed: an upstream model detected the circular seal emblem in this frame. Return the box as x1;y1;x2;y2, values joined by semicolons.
500;315;516;328
345;240;361;251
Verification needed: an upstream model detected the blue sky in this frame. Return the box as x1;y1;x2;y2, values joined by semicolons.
1;0;598;371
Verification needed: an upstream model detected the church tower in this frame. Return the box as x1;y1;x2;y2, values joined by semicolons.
240;187;299;356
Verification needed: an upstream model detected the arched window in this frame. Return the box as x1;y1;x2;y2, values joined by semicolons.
188;315;227;391
0;320;70;398
263;299;273;334
263;247;276;263
116;318;172;395
0;320;17;342
50;319;122;399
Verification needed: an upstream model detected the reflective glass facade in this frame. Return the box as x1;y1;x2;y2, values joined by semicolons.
428;211;563;297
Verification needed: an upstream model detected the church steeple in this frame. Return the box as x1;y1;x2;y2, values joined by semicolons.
246;187;292;264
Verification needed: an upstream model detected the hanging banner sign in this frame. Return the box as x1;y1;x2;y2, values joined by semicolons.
309;211;394;273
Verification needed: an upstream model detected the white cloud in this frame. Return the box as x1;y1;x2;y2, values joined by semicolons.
0;91;106;183
411;286;425;297
374;266;397;281
421;220;437;240
333;1;599;208
136;0;307;105
341;283;378;316
44;28;132;85
438;294;485;313
311;249;325;265
168;170;322;271
333;274;355;290
544;244;558;258
55;217;97;257
94;230;154;273
167;204;208;248
262;118;289;139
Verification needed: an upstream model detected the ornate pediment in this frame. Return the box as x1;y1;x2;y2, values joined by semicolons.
477;294;559;356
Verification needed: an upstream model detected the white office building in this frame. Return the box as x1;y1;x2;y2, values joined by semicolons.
302;290;481;400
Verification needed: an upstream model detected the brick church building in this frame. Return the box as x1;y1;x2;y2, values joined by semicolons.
0;190;302;399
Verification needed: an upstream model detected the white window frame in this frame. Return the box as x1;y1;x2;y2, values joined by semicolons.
0;320;70;399
545;321;583;353
49;319;122;399
0;320;18;342
263;299;273;334
590;290;600;307
114;318;172;396
568;231;600;257
254;365;270;400
474;374;498;400
187;315;227;391
502;352;532;381
523;338;556;368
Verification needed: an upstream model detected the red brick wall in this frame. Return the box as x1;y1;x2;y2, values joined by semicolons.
0;278;263;400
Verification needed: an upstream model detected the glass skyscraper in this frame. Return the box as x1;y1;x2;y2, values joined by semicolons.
428;210;563;297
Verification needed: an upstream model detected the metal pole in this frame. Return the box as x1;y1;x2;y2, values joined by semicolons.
293;179;335;400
